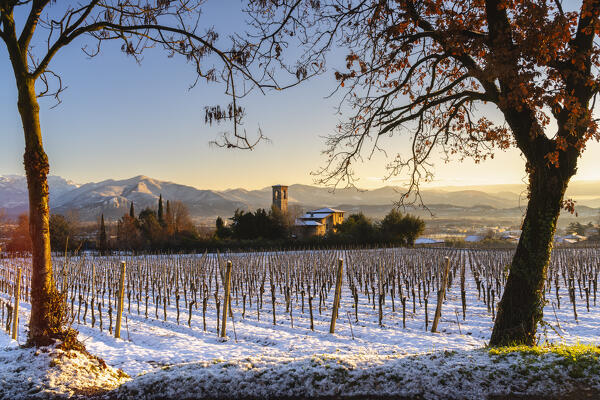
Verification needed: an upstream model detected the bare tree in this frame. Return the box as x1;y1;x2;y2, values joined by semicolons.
247;0;600;345
172;200;194;233
0;0;304;345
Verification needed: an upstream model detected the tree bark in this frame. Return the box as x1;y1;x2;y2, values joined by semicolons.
16;76;61;344
490;163;573;346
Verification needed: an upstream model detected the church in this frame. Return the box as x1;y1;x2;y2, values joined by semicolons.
271;185;344;238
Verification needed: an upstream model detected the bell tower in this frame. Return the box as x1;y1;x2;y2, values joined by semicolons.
272;185;288;213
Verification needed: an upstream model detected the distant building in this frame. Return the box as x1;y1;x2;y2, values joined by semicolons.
555;233;587;244
272;185;288;214
295;208;345;238
414;237;444;245
500;233;520;243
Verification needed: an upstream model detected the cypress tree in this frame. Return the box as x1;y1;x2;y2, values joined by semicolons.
158;195;164;224
98;214;107;252
165;200;174;234
166;200;171;220
129;202;135;219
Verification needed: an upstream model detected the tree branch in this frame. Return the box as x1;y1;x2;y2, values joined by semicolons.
32;21;249;83
17;0;51;52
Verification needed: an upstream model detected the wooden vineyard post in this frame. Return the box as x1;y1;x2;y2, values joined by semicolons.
221;261;232;338
115;261;126;339
460;260;466;320
329;258;343;334
308;285;314;331
431;257;450;333
12;267;21;341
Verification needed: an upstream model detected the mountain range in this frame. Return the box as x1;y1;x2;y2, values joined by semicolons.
1;175;599;226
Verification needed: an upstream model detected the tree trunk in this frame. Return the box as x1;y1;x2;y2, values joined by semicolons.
490;165;572;346
16;76;63;345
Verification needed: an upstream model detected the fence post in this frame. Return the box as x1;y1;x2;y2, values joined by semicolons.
431;257;451;333
12;267;21;341
329;258;343;334
115;261;126;339
221;261;232;338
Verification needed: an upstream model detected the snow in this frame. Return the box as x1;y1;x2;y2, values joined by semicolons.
295;219;323;226
1;249;599;398
415;238;444;244
311;208;345;213
299;212;334;219
0;343;128;399
113;349;600;399
298;208;345;219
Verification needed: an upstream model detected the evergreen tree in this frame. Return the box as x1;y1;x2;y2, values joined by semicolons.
49;215;71;252
337;213;376;243
129;202;135;219
138;208;162;248
269;206;289;239
165;200;175;235
117;213;141;250
158;195;164;224
216;216;224;230
380;210;425;246
98;214;108;253
215;216;232;239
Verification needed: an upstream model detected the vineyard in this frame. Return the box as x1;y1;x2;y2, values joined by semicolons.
1;248;599;376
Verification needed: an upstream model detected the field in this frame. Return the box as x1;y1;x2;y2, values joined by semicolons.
1;248;599;398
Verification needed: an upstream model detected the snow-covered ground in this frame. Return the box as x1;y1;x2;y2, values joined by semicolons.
111;347;600;399
0;343;128;399
1;250;599;398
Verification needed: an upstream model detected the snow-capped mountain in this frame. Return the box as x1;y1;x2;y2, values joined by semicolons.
0;175;248;221
49;175;248;222
1;174;599;223
0;175;79;216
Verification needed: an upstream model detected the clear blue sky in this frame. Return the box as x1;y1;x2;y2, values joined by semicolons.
1;2;599;191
